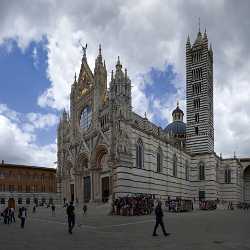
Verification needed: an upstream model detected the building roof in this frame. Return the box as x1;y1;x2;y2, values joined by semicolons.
172;105;184;116
0;162;56;172
164;121;186;136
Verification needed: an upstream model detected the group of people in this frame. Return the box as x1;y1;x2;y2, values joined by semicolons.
1;199;170;238
165;199;193;212
64;199;170;237
0;207;15;224
0;206;27;228
237;202;250;210
112;195;154;216
199;200;217;210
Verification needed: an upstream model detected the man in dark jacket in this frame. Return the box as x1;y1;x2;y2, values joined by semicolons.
152;201;170;236
66;202;75;234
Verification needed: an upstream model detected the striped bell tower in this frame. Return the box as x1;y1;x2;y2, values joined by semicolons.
186;28;214;154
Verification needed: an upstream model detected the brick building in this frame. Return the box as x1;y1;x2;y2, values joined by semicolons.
0;161;58;208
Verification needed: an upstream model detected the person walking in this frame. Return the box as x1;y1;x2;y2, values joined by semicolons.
3;207;9;224
51;204;56;216
66;202;75;234
83;204;87;215
152;201;170;237
19;207;27;229
10;207;15;223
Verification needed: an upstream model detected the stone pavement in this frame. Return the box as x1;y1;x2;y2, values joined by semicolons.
0;205;250;250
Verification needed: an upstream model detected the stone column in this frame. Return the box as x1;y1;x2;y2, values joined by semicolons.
90;171;94;202
78;174;84;205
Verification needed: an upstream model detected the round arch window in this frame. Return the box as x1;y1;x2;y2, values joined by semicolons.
80;106;92;130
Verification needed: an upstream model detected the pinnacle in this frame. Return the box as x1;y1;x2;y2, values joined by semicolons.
74;72;77;83
116;56;122;69
99;44;102;55
203;28;208;40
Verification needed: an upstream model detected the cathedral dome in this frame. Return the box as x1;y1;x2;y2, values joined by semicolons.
164;121;186;137
164;102;186;137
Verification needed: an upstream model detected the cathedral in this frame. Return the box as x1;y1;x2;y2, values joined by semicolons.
56;28;250;206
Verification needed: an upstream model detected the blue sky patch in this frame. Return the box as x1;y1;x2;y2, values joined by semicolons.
143;64;178;127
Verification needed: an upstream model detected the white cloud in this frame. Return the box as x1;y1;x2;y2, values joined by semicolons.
26;112;58;130
0;104;57;167
0;0;250;158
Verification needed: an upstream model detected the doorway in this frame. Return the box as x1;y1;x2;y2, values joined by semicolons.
8;198;15;208
199;190;205;201
84;176;91;203
102;176;110;203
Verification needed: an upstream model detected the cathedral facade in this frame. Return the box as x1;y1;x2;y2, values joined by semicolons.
57;29;250;205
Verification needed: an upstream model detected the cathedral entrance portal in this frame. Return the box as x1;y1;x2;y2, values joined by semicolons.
244;166;250;202
84;176;91;202
102;176;110;203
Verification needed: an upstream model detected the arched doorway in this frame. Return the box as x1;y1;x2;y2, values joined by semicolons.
96;146;110;202
8;198;15;209
244;166;250;202
79;154;91;203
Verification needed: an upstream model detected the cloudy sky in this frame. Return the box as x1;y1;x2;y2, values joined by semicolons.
0;0;250;167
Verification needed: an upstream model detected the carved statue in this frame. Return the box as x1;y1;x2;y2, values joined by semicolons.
80;42;87;57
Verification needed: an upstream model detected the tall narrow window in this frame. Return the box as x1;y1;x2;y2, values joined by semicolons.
216;163;219;183
173;154;177;177
225;168;231;184
199;162;205;180
157;147;162;173
136;139;144;169
195;127;199;135
185;160;189;180
195;113;199;123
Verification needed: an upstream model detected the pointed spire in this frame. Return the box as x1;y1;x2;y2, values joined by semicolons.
96;44;103;64
203;28;208;41
177;100;179;107
144;112;147;119
74;72;77;83
125;68;127;79
198;17;201;33
116;56;122;71
209;43;213;51
186;34;191;50
99;44;102;56
116;56;121;66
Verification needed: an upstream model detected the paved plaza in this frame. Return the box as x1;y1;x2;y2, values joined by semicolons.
0;205;250;250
